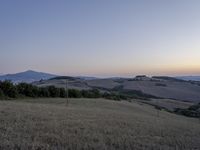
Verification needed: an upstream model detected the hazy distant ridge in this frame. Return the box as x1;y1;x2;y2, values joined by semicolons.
175;76;200;81
0;70;57;83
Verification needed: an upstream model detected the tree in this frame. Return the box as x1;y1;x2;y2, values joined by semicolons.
59;88;66;98
69;89;82;98
81;89;101;98
17;83;29;96
39;87;50;97
17;83;39;97
0;80;18;98
48;86;60;97
90;89;100;98
31;86;39;97
0;88;4;98
81;90;89;98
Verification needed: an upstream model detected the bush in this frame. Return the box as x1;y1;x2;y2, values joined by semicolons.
81;89;101;98
155;83;167;87
39;87;50;97
102;92;122;101
81;90;89;98
0;88;4;98
0;80;18;98
69;89;82;98
174;103;200;118
91;89;101;98
17;83;39;97
188;103;200;111
59;88;66;98
17;83;27;95
48;86;60;97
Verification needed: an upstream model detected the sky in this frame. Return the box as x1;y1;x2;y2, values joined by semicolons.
0;0;200;77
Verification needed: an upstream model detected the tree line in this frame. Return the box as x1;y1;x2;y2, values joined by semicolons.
0;80;126;100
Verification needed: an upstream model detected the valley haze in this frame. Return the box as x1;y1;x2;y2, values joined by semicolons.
1;70;200;82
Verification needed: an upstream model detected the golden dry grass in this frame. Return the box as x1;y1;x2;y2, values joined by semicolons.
0;98;200;150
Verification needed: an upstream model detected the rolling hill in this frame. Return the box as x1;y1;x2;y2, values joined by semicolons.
3;71;198;102
34;75;200;103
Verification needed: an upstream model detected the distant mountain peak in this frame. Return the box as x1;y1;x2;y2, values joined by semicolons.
26;70;36;72
0;70;57;83
23;70;43;74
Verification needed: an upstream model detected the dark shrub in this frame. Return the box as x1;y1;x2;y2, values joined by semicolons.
81;90;89;98
188;103;200;111
0;88;4;98
90;89;101;98
48;86;60;97
102;92;121;101
155;83;167;87
17;83;39;97
81;89;100;98
69;89;82;98
59;88;66;98
39;87;50;97
0;80;18;98
174;103;200;118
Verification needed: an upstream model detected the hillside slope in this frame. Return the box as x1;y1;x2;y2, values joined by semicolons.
0;98;199;150
33;76;91;90
34;76;200;102
122;80;200;102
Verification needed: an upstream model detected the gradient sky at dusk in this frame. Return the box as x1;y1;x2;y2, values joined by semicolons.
0;0;200;77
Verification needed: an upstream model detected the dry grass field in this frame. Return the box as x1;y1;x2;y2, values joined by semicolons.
0;98;200;150
143;99;194;111
122;80;200;102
